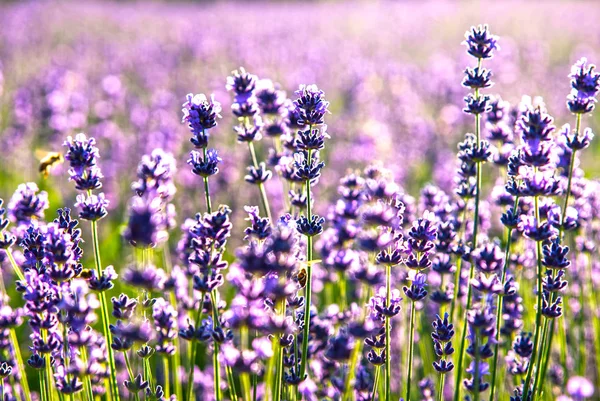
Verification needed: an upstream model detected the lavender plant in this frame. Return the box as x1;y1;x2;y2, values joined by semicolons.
1;14;600;401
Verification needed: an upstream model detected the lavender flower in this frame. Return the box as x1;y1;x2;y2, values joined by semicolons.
182;93;222;148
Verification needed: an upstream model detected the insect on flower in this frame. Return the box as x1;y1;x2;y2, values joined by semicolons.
36;150;64;178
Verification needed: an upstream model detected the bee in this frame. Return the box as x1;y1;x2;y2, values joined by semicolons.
294;268;308;288
37;151;64;178
293;260;320;288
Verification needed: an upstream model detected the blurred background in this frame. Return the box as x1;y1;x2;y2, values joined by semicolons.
1;0;599;263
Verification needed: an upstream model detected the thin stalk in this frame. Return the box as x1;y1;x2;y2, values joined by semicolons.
371;367;381;401
385;263;392;401
210;291;223;401
225;365;238;401
533;317;550;396
162;356;170;397
248;141;273;224
438;374;445;401
186;292;206;401
489;196;519;400
265;335;277;401
41;329;54;401
274;297;286;401
253;351;258;401
162;245;184;401
453;78;483;401
89;219;120;401
473;327;480;401
213;344;222;401
40;365;47;401
80;346;95;401
342;288;371;401
123;352;140;401
300;147;314;380
543;112;581;383
240;325;252;401
449;207;468;324
273;137;291;213
559;114;582;235
203;148;213;214
522;196;544;401
3;247;25;281
3;287;30;401
406;301;416;401
339;272;347;310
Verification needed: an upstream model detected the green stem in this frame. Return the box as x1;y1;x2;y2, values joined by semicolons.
162;245;184;401
523;196;544;401
89;219;120;401
449;207;468;325
3;247;25;282
201;135;214;215
406;301;416;401
438;374;445;401
454;65;483;401
339;272;347;311
300;147;315;380
473;327;480;401
186;292;205;401
80;346;95;401
225;365;238;401
385;264;392;401
371;366;381;401
248;141;273;224
123;352;140;401
209;291;223;401
274;297;286;401
7;314;31;400
489;196;519;400
548;112;581;384
40;365;47;401
342;289;370;401
162;356;170;397
240;325;252;401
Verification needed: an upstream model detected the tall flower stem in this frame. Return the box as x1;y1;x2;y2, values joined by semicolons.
342;288;370;401
523;195;544;401
162;356;170;397
300;147;314;380
489;196;519;400
274;296;286;401
248;141;273;224
438;373;445;401
473;327;481;401
123;351;141;401
210;291;222;401
80;346;95;401
9;328;30;401
547;113;581;377
89;219;120;401
536;113;583;394
39;363;47;401
405;300;416;401
449;207;468;324
240;325;252;401
0;259;31;401
454;63;483;401
385;263;392;401
186;292;206;401
3;247;25;282
203;147;213;214
371;366;381;401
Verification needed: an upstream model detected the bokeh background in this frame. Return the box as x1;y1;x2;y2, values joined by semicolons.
1;0;599;265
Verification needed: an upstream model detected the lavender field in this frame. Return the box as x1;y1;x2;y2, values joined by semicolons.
0;1;599;400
